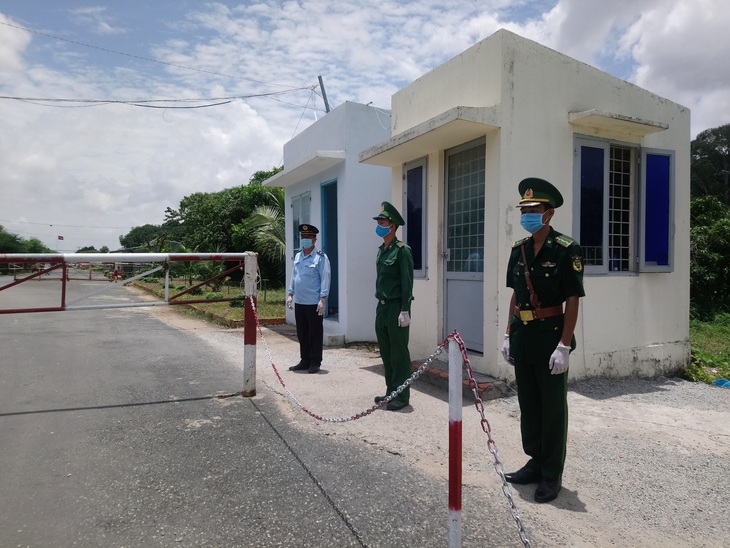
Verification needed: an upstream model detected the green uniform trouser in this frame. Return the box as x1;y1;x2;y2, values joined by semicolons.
375;301;411;404
510;316;569;480
513;359;568;480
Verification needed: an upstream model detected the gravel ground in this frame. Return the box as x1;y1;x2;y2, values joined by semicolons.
148;302;730;548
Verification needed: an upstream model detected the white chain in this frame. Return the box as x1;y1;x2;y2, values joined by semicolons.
250;292;444;422
452;333;532;548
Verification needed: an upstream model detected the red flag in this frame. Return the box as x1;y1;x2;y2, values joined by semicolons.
58;235;64;240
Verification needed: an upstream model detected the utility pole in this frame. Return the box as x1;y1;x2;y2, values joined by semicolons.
318;75;331;113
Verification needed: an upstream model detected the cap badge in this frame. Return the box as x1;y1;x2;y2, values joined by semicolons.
524;188;534;199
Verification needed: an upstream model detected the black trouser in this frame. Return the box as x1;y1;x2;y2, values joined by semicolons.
294;303;323;367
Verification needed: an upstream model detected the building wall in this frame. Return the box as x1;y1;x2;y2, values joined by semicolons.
385;30;690;379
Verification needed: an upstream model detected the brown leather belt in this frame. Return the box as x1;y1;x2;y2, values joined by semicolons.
514;304;563;323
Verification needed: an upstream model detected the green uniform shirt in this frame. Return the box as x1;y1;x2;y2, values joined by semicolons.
375;239;414;312
507;227;585;363
507;227;585;310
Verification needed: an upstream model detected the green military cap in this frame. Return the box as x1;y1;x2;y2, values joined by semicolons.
298;224;319;235
517;177;564;208
372;201;405;226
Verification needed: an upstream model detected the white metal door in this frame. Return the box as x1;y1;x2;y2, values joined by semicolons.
444;140;485;352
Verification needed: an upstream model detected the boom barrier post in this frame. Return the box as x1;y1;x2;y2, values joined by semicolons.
448;336;462;547
242;252;258;397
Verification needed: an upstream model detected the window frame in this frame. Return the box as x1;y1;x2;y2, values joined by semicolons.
573;135;675;276
290;190;311;257
403;157;428;278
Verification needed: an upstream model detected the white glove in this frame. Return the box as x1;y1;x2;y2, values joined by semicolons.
397;311;411;327
549;342;571;375
316;299;325;316
501;334;512;364
286;295;293;309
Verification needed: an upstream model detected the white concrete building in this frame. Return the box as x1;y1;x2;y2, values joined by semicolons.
360;29;691;380
265;101;392;344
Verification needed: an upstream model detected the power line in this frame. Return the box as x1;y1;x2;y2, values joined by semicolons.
0;20;308;90
0;219;133;229
0;88;313;109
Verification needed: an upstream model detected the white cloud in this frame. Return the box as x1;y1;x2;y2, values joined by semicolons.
1;0;729;251
70;6;126;35
0;14;30;71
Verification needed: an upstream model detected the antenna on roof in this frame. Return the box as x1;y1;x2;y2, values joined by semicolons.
318;75;331;113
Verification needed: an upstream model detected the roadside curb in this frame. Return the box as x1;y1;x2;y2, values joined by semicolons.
410;360;513;401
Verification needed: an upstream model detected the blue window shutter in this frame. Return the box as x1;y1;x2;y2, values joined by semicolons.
640;150;674;272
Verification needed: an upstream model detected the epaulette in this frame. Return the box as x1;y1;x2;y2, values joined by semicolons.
316;250;324;255
512;237;529;248
396;241;405;248
555;234;575;248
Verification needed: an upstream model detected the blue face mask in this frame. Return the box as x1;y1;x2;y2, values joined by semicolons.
520;212;545;234
375;225;391;238
301;238;313;249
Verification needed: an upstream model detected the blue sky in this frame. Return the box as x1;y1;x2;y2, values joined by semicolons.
1;1;728;251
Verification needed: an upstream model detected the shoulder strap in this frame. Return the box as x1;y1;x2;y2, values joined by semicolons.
520;244;545;320
554;234;575;248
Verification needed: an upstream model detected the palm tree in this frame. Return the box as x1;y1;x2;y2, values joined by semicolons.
243;189;286;284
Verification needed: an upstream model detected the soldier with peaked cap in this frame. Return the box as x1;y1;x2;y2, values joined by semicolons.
287;224;331;374
502;177;585;503
372;201;414;411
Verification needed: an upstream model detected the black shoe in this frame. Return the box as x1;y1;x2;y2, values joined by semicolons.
307;365;321;374
504;466;541;485
386;401;408;411
288;363;308;371
374;395;387;403
534;478;561;503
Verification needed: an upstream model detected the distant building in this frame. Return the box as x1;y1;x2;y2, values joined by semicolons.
265;101;392;344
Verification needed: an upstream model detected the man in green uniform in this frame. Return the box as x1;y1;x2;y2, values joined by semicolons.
501;177;585;503
372;201;414;412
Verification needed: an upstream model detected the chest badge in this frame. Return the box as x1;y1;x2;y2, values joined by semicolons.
541;261;556;268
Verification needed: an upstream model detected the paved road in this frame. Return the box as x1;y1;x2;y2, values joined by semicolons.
0;277;521;547
5;276;729;548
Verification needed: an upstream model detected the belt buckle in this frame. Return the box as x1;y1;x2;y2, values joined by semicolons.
519;310;535;322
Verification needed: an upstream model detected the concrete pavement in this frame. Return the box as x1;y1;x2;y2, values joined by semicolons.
3;278;729;547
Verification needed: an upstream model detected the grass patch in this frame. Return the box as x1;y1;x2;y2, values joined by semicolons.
688;312;730;383
133;279;286;321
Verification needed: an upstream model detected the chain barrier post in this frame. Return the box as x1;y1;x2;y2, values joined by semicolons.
242;252;258;397
448;335;462;548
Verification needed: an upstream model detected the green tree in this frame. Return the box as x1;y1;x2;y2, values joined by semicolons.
119;224;166;251
690;196;730;319
0;225;25;253
24;238;49;253
691;123;730;205
163;167;283;254
237;188;286;285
